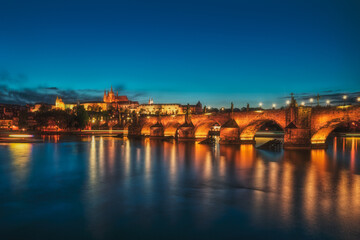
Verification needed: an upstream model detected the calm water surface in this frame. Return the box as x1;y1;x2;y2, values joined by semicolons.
0;136;360;239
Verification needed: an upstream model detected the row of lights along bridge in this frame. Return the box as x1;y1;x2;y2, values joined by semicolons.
255;95;360;109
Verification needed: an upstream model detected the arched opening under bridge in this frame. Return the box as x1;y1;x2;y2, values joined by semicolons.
311;120;360;147
240;119;284;144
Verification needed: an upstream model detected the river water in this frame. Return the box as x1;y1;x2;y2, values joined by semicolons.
0;136;359;239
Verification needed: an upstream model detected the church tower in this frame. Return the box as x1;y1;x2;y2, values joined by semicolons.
55;96;65;110
108;86;115;102
103;90;107;102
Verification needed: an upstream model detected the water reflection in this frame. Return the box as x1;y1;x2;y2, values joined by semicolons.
8;143;32;189
0;136;360;239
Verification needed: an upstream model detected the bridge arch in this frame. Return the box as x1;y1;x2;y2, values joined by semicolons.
311;119;360;145
164;121;181;137
240;119;284;142
141;122;154;136
194;120;221;138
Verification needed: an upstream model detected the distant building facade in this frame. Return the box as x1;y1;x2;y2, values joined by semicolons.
137;99;202;115
138;103;183;115
181;101;202;114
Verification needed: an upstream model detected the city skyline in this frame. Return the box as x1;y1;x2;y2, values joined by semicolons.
1;79;359;108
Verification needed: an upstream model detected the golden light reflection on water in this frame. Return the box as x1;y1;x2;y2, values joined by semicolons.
108;138;115;174
99;137;105;178
125;137;130;177
169;142;177;185
194;143;212;181
310;149;329;174
1;134;360;239
88;136;97;190
144;138;151;178
8;143;32;188
79;136;360;237
279;160;294;227
239;144;255;169
350;137;355;173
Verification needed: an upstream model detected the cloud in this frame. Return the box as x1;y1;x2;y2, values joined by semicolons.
0;71;149;105
0;84;105;105
39;86;59;90
280;90;360;104
0;84;145;105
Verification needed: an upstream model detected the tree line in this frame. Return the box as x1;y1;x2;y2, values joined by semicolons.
19;105;89;130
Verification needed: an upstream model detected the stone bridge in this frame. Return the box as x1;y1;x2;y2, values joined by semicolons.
128;102;360;149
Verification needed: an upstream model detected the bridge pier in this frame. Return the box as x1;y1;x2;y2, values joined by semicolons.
177;126;195;139
283;128;312;149
128;124;142;138
219;119;241;144
150;122;164;138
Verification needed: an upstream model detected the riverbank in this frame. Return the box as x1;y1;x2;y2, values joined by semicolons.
0;129;127;137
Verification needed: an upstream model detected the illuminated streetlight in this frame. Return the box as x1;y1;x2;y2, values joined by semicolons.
301;101;305;106
343;95;347;106
309;98;314;107
259;102;263;108
286;100;290;105
357;97;360;102
272;103;276;109
326;100;330;106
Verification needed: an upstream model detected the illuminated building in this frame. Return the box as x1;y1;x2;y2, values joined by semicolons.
137;99;202;115
55;96;66;110
0;119;14;129
49;87;139;112
181;101;202;114
138;103;183;115
104;86;128;103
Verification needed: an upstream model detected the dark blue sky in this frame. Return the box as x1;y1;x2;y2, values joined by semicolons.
1;0;359;107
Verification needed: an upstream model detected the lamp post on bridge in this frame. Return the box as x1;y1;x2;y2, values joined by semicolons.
309;98;314;107
316;94;320;107
286;100;290;109
343;95;347;107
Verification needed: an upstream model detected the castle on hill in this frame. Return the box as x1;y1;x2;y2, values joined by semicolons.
103;86;130;103
52;86;139;112
48;86;202;115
